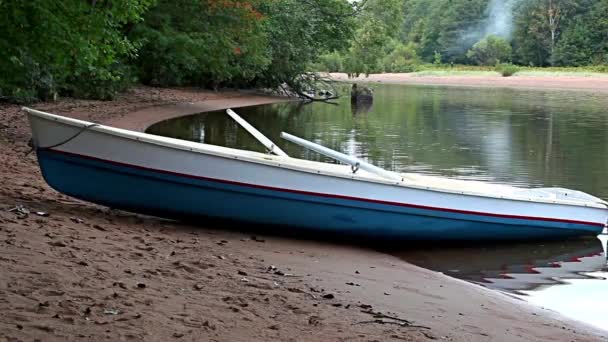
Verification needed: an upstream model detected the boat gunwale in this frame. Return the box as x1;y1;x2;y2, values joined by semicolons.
24;107;608;211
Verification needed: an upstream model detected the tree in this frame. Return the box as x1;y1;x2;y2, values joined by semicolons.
400;0;487;63
132;0;270;88
512;0;580;66
254;0;356;90
341;0;406;75
466;35;512;65
552;1;608;66
133;0;357;91
382;41;420;72
0;0;153;103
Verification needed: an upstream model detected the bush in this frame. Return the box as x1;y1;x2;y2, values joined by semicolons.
495;63;519;77
433;51;442;65
466;35;512;66
382;43;420;73
587;64;608;73
316;52;344;72
0;1;151;103
66;64;136;100
0;52;57;104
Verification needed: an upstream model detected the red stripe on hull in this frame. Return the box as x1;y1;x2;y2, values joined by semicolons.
45;148;605;228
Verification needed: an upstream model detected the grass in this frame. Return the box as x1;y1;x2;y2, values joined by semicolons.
411;69;498;77
409;64;608;77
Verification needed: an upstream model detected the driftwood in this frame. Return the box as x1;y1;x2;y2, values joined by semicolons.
356;309;432;330
284;73;342;104
294;89;340;104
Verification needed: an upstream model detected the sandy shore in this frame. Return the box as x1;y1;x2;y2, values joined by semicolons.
1;86;606;341
330;72;608;93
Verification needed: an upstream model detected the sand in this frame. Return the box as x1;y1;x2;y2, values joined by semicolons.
1;85;607;341
329;72;608;93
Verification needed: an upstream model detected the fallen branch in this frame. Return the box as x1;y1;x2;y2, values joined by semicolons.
284;72;342;104
294;89;340;102
360;309;431;329
354;319;431;330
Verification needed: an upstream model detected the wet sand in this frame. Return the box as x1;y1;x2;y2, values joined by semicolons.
330;72;608;93
1;86;607;341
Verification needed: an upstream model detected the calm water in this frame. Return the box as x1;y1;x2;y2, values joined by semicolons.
148;84;608;330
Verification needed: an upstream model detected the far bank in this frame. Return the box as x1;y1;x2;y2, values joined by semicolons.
329;72;608;93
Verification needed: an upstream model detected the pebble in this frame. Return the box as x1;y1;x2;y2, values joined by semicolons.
48;240;67;247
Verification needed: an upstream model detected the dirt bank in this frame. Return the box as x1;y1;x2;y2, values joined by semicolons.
330;72;608;93
1;86;606;341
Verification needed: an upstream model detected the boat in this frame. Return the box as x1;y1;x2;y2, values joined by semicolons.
23;106;608;241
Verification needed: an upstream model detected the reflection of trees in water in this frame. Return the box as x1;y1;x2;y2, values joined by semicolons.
350;101;373;115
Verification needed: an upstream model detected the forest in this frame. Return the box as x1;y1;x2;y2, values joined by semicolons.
318;0;608;75
1;0;607;103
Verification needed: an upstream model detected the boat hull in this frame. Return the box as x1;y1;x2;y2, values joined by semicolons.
36;147;604;240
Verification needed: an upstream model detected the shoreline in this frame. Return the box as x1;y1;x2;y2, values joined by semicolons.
329;72;608;93
1;86;606;341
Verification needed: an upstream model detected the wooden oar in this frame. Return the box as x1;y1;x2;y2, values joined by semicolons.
226;109;288;157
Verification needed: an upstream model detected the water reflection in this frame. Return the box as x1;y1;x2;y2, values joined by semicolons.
351;100;373;115
394;238;606;293
396;239;608;331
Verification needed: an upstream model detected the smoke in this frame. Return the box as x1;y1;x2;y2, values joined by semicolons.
484;0;519;40
457;0;521;53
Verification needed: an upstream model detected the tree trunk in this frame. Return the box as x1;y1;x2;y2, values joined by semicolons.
547;0;561;65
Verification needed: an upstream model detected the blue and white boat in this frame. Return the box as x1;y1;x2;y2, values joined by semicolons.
24;107;608;241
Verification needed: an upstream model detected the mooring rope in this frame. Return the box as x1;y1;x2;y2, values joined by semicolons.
26;122;99;156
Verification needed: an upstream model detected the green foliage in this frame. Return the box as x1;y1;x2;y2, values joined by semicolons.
552;1;608;66
401;0;488;63
254;0;355;89
495;63;519;77
0;0;356;102
347;17;390;75
340;0;406;75
466;35;512;66
0;0;153;103
433;51;443;65
133;0;355;91
132;0;270;88
316;53;345;73
396;0;608;69
510;0;602;67
382;42;420;73
4;0;608;103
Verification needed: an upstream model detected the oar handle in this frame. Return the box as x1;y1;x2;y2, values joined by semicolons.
280;132;402;182
226;109;288;157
